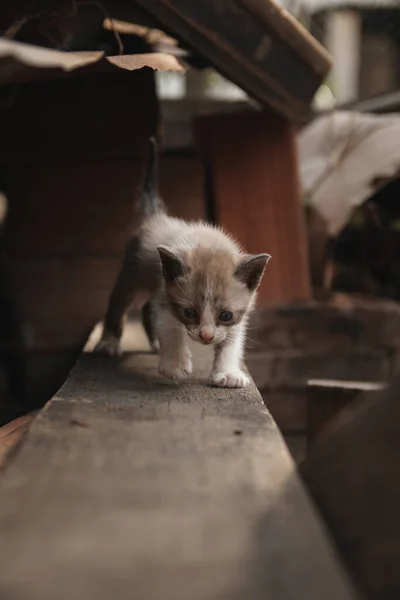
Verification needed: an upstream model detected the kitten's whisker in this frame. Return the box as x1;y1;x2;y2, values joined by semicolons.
174;278;192;302
244;336;262;346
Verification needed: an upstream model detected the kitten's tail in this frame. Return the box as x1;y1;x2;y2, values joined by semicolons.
136;137;166;221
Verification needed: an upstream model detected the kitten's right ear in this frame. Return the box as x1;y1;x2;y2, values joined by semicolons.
235;253;271;290
157;246;186;282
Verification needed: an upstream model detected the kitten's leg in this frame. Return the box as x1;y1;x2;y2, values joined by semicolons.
94;265;139;357
157;309;192;381
141;300;160;353
211;325;250;388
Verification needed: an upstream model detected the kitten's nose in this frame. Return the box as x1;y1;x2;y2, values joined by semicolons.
199;328;214;343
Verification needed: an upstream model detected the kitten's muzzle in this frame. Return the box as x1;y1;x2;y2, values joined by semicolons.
199;327;215;344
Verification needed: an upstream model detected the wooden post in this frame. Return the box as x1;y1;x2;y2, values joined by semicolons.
307;379;385;449
301;376;400;599
196;111;310;306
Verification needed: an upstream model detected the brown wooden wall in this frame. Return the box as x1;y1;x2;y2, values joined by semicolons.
0;69;206;414
0;67;208;415
160;156;205;221
0;72;154;411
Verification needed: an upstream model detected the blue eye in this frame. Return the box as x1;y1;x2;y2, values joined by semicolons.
219;311;233;322
183;308;197;319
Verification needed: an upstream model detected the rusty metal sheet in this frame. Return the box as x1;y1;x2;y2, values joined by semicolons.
0;38;185;85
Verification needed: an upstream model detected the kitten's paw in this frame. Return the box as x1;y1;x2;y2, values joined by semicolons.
211;370;250;389
93;337;122;357
159;356;193;381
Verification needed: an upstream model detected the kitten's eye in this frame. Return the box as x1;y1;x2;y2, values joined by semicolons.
183;307;197;320
219;311;233;322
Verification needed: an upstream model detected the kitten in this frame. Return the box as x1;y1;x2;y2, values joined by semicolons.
94;139;270;388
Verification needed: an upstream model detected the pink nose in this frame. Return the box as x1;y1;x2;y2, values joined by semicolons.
199;329;214;343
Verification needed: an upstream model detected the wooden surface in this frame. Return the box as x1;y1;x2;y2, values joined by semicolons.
301;377;400;599
0;331;357;600
160;155;206;221
197;111;310;306
238;0;332;75
245;294;400;433
307;379;386;448
0;72;204;412
0;70;159;411
134;0;331;121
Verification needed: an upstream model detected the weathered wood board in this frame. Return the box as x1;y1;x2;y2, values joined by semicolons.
301;376;400;600
0;333;357;600
307;379;386;448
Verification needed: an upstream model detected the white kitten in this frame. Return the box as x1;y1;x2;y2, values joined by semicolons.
94;139;270;388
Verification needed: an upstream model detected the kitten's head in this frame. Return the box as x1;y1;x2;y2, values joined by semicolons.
157;245;270;345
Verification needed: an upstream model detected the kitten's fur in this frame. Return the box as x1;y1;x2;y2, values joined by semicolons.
95;139;270;388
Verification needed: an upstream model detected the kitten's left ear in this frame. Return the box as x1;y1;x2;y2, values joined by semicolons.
157;246;187;282
235;253;271;290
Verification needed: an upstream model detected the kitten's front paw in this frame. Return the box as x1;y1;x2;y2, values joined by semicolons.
211;370;250;389
159;356;193;381
93;337;122;357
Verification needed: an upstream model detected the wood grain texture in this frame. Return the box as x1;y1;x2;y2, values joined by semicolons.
0;70;159;409
307;379;385;448
134;0;329;121
197;111;310;306
0;348;357;600
301;378;400;600
238;0;332;76
160;155;206;220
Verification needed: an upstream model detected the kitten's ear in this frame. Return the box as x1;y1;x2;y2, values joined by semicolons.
157;246;186;282
235;253;271;290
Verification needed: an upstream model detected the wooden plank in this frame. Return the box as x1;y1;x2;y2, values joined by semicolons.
238;0;332;76
0;70;158;411
197;111;310;305
134;0;330;121
0;339;357;599
307;379;386;448
244;295;400;433
3;164;143;257
301;377;400;600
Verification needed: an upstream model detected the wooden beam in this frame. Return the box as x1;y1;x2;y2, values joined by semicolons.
301;377;400;599
307;379;386;448
238;0;332;75
0;329;357;600
197;110;311;306
133;0;331;122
